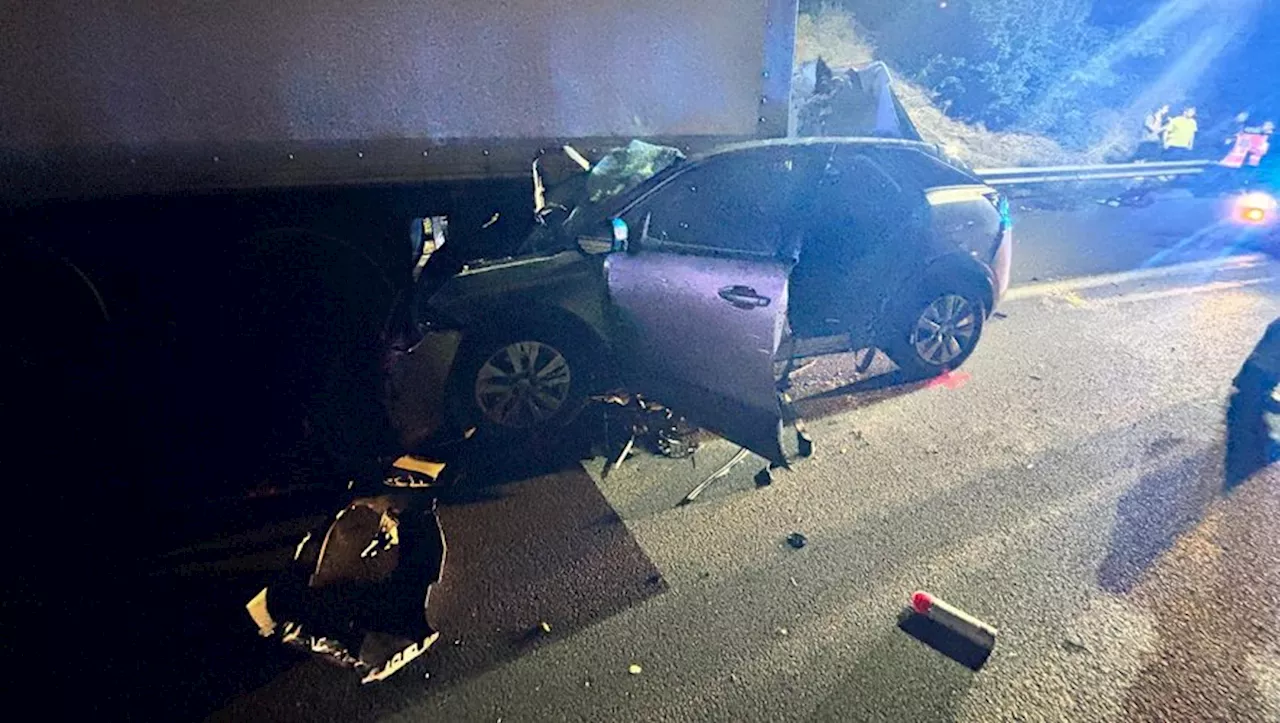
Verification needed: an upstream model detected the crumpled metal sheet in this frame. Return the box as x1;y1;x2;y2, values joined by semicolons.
245;493;446;683
793;59;921;140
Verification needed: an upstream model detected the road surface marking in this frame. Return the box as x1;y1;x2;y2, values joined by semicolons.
1091;277;1275;307
1006;254;1267;300
1060;291;1088;308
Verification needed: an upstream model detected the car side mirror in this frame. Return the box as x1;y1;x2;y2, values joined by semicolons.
576;217;630;255
611;218;629;252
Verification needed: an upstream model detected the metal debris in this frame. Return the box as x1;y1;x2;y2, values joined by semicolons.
597;392;701;476
681;447;752;505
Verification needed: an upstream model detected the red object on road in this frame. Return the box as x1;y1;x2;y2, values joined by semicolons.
908;590;999;651
911;591;934;615
925;370;972;391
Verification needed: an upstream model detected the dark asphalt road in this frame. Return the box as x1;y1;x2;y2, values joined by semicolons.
140;195;1279;722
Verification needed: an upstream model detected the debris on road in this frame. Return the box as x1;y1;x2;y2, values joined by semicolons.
539;621;553;634
597;392;701;477
628;663;643;675
244;492;446;684
680;446;752;506
1060;291;1087;308
790;359;818;376
1062;637;1090;653
796;426;814;458
786;532;808;549
898;590;998;671
602;434;636;480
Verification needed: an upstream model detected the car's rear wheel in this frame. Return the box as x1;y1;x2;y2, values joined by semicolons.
888;288;986;380
450;329;596;441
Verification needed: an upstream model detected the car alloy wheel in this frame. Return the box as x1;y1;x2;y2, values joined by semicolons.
473;340;573;429
911;293;978;367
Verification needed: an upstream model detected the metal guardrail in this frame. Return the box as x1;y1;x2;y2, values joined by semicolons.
975;160;1214;186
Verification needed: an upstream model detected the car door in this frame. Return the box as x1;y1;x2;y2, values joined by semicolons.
602;151;804;464
811;146;925;344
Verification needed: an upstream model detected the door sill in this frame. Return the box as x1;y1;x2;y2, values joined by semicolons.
784;333;853;360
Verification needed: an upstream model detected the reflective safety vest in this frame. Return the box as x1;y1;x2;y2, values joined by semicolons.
1163;116;1198;149
1223;129;1272;168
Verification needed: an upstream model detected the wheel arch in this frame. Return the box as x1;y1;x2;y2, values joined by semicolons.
919;253;997;316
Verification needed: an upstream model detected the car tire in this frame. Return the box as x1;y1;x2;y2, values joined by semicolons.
887;286;987;380
449;327;598;443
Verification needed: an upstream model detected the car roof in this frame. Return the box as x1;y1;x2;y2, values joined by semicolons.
692;136;942;163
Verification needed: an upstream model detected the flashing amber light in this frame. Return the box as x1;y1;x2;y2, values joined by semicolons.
1242;207;1267;223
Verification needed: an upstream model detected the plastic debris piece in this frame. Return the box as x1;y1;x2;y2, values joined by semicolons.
628;663;643;675
797;430;814;458
786;532;808;549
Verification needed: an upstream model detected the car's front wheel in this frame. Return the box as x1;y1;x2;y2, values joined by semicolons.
450;330;595;441
888;288;986;380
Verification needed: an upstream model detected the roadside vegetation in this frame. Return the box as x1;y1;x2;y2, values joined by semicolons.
799;1;1277;168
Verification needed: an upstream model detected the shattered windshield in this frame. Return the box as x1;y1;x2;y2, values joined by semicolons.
583;139;686;205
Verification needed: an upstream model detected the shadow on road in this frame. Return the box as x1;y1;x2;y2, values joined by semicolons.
207;451;664;723
790;368;932;422
1096;445;1224;594
1098;318;1280;595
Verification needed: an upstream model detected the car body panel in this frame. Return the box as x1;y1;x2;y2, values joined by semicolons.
384;329;463;451
605;250;790;464
417;251;612;342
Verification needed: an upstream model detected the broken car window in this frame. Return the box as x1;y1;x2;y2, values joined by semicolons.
623;151;809;257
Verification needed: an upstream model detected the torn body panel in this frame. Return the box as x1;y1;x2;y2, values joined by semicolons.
246;493;445;683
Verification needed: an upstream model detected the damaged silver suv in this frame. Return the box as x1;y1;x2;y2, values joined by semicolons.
410;137;1012;464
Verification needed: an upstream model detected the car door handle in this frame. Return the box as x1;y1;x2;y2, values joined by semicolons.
718;285;771;309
